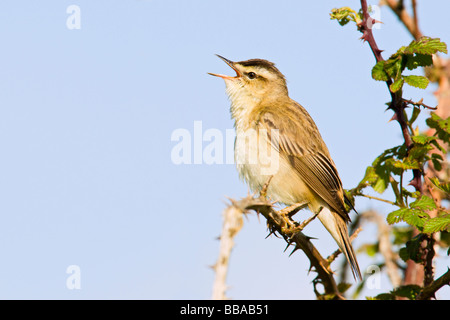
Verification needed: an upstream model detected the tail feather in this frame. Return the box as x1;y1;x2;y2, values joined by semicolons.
335;217;362;281
317;207;362;281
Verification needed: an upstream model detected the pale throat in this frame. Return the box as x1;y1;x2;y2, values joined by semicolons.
225;82;261;131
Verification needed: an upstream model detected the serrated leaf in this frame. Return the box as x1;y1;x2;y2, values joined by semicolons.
405;53;433;70
408;143;433;161
360;166;378;185
403;235;426;263
371;61;389;81
390;77;404;92
330;7;361;26
387;207;409;224
403;75;429;89
391;285;422;300
426;112;450;142
411;135;437;145
403;37;448;55
384;55;403;80
423;214;450;233
410;196;436;211
428;177;450;193
409;107;421;125
387;205;430;228
392;158;419;170
403;209;429;228
427;113;448;131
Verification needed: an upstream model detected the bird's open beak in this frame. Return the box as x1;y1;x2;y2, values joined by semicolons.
208;55;242;79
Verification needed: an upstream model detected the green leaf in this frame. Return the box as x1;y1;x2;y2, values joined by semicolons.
410;196;436;211
407;143;433;162
403;75;429;89
372;293;395;300
391;285;422;300
390;77;404;92
384;54;404;80
387;205;430;229
428;177;450;193
403;209;429;228
399;247;410;262
402;234;427;263
426;112;450;143
431;153;443;171
393;226;414;245
387;207;409;224
372;285;421;300
409;107;421;125
430;139;447;154
371;61;389;81
360;243;379;257
330;7;361;26
356;166;378;192
405;53;433;70
392;158;419;170
402;37;448;55
423;214;450;233
440;231;450;249
411;135;437;145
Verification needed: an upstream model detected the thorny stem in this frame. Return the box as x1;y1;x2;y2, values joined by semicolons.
358;0;443;295
359;0;423;192
416;268;450;300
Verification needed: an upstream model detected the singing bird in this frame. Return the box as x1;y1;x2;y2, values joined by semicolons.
209;55;362;280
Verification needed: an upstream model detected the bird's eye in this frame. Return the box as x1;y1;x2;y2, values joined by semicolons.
247;72;256;79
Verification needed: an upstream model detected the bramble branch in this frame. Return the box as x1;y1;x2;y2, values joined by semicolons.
359;0;422;192
416;268;450;300
212;184;359;299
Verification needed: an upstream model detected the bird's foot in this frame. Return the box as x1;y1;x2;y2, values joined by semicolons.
277;202;308;234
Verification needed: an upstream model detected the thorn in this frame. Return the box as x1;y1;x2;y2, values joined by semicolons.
307;262;314;275
375;48;383;56
289;245;301;257
284;239;293;253
385;102;393;111
359;32;369;42
255;210;261;223
389;113;398;123
408;175;422;191
265;227;278;239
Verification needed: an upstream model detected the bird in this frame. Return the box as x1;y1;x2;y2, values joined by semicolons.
209;55;362;281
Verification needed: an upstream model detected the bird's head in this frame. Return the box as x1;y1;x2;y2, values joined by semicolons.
209;55;288;105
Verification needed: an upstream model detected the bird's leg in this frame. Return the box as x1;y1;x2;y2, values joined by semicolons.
280;204;321;237
277;202;308;233
298;210;320;231
278;202;308;218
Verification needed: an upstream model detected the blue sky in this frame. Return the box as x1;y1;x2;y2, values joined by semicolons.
0;0;448;299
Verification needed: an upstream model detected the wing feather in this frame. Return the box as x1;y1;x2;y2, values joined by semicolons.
259;104;350;222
